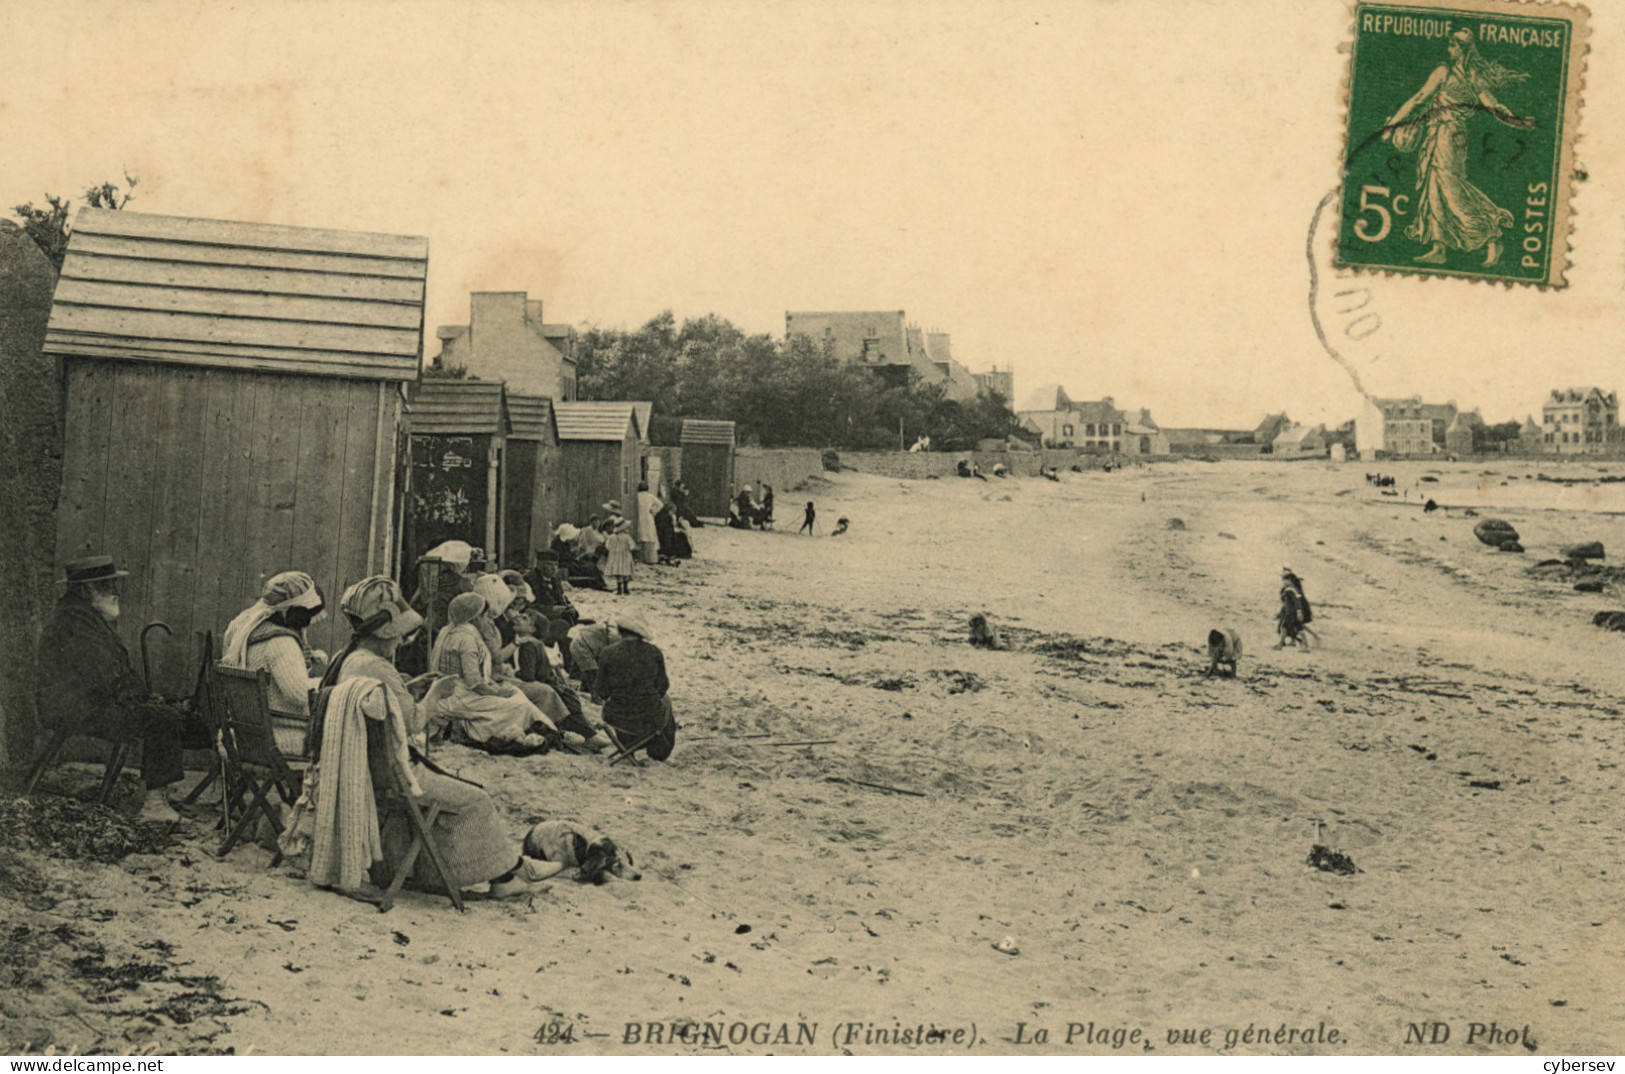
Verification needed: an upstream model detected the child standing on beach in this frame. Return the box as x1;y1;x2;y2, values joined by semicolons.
799;501;816;535
605;519;637;595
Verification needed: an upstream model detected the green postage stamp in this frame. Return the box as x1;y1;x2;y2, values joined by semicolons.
1338;0;1588;286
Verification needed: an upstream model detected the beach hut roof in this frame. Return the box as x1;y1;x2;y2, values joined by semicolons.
554;400;642;442
406;379;508;436
507;393;559;443
680;419;736;446
44;208;428;381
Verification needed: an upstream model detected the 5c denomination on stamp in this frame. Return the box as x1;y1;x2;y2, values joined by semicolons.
1338;0;1588;286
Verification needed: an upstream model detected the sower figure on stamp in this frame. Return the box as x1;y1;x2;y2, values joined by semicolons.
1384;28;1534;266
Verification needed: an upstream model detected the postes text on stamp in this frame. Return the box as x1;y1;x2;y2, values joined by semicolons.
1338;0;1587;286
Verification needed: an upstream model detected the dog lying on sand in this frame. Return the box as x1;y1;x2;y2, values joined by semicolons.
1206;628;1242;678
523;820;641;884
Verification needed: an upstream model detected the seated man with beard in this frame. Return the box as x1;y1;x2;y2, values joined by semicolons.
35;556;186;824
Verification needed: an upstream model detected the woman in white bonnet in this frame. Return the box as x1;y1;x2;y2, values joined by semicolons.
222;570;329;754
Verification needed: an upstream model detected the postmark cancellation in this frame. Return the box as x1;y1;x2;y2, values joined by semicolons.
1338;0;1588;286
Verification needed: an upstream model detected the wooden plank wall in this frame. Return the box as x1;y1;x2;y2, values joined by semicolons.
683;443;734;517
556;443;624;528
56;360;395;697
621;431;642;522
531;443;564;562
501;446;537;570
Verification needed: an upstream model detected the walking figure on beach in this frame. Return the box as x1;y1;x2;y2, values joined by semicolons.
1383;28;1535;266
1275;567;1317;650
799;501;817;535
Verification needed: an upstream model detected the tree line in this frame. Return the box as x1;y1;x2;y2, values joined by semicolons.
573;311;1026;451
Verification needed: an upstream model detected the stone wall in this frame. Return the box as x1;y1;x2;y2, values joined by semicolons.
838;449;1125;479
735;447;826;494
0;225;61;768
1169;442;1269;460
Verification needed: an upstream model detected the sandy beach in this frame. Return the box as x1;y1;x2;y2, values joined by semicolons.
3;458;1623;1056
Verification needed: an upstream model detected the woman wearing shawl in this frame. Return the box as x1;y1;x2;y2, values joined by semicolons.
429;591;553;750
222;571;329;755
1383;29;1535;266
309;576;560;896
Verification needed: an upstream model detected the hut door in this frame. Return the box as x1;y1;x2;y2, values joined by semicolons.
405;434;489;569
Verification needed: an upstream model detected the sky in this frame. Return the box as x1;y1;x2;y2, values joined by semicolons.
4;0;1623;429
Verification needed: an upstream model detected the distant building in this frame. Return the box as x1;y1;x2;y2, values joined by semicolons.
1162;426;1253;449
1541;386;1618;454
785;310;981;402
1124;408;1170;456
1357;395;1433;457
972;365;1015;405
1254;412;1292;446
1017;386;1165;453
1272;422;1327;456
1520;415;1544;452
434;291;577;401
1444;409;1484;455
1419;401;1459;446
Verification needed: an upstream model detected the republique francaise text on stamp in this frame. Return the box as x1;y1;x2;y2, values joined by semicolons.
1338;0;1588;286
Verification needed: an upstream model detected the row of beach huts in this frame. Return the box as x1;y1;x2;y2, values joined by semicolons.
31;207;743;699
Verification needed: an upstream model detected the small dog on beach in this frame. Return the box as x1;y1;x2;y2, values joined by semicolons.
523;820;641;884
1205;628;1242;678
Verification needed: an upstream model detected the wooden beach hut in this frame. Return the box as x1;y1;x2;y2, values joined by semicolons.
679;419;736;518
553;401;643;530
45;208;427;697
402;379;508;571
503;393;562;568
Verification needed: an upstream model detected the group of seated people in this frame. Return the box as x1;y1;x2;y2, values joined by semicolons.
550;488;696;588
728;483;774;529
31;545;680;901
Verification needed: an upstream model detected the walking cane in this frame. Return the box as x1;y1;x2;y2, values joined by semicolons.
140;621;173;695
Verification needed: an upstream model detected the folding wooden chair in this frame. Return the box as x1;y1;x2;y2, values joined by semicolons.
211;664;306;860
181;633;231;823
603;723;657;767
20;726;137;805
373;714;464;913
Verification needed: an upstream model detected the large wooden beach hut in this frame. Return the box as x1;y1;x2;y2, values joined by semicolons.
679;420;736;518
553;401;643;530
45;208;427;697
503;393;562;568
402;379;508;571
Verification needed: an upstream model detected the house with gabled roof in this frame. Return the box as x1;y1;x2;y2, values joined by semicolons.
434;290;577;401
1541;386;1618;454
1357;395;1433;457
1272;422;1327;456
